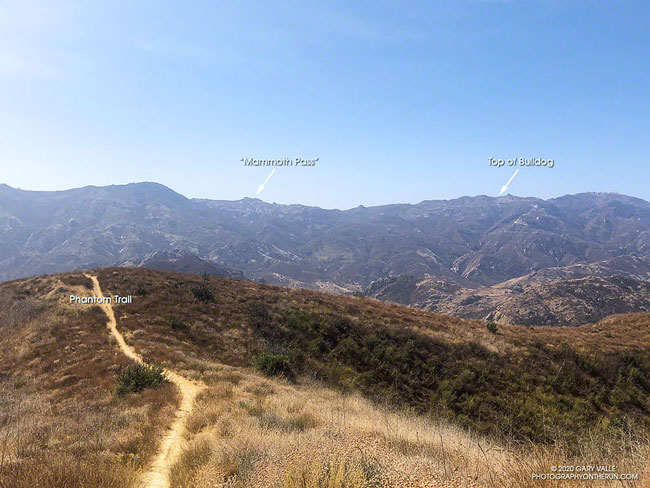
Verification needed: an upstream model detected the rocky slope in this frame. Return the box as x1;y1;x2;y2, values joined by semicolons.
366;255;650;326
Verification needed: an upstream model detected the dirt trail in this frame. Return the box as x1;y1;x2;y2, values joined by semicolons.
88;275;205;488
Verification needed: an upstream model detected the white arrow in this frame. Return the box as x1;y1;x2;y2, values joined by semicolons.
499;168;519;195
257;168;276;194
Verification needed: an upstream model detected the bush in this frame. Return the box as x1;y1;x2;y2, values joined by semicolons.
167;314;188;330
191;282;214;303
60;275;93;290
135;282;149;296
254;352;292;378
486;321;498;334
116;363;167;396
245;301;272;328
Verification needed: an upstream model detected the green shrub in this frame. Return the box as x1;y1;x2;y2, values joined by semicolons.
486;321;498;334
245;301;272;328
135;282;149;296
167;314;188;330
116;363;167;396
191;282;214;302
254;352;292;378
60;275;93;290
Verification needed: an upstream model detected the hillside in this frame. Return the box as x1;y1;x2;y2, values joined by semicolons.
119;249;245;279
2;268;649;487
95;268;650;443
0;272;179;488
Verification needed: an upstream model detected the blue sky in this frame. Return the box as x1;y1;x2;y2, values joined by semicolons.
0;1;648;208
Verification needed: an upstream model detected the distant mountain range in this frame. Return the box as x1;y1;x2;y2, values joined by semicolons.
1;182;649;325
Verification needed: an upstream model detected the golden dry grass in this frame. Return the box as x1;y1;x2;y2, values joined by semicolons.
0;274;179;488
2;270;649;487
94;268;650;449
170;366;650;488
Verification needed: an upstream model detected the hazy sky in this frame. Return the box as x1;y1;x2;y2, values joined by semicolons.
0;1;648;209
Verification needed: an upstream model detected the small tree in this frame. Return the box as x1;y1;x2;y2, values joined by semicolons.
486;321;498;334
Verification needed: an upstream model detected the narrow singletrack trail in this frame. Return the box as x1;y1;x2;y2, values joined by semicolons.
87;275;205;488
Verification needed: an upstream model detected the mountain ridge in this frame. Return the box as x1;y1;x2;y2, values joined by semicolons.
1;182;649;326
4;181;645;210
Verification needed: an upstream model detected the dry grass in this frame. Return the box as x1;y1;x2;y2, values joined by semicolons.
2;270;649;487
93;269;650;412
170;368;650;488
282;454;374;488
0;273;179;488
95;265;650;371
95;269;650;440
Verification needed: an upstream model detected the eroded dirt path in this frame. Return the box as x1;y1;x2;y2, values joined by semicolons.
88;274;205;488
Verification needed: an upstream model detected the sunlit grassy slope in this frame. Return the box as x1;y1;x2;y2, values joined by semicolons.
0;273;179;488
1;268;649;487
96;268;650;446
